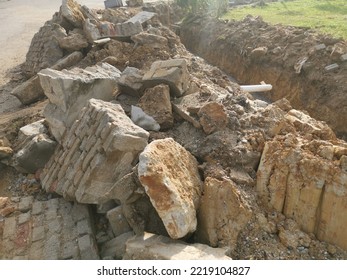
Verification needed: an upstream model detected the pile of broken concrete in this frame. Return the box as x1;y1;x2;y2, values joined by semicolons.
0;0;346;260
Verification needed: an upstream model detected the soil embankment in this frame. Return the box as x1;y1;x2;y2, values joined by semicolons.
180;16;347;139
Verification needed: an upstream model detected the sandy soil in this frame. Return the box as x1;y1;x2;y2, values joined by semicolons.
0;0;104;113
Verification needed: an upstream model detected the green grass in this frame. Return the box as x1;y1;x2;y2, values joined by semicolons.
223;0;347;39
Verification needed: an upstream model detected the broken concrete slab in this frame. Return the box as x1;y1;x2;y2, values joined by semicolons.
196;177;252;249
131;106;160;131
40;99;149;204
83;19;102;43
138;138;202;239
125;11;157;26
17;120;47;144
11;76;44;106
22;22;66;77
0;196;98;260
106;206;132;237
123;232;232;260
100;231;134;260
57;29;89;52
198;102;228;134
13;51;84;106
38;63;121;142
143;59;190;97
61;0;85;28
138;84;173;130
104;0;124;9
99;21;143;39
126;0;143;7
118;67;144;96
131;32;168;49
12;134;57;174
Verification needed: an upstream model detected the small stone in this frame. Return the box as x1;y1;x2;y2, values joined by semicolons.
341;53;347;61
324;63;339;72
131;105;160;131
198;102;228;134
314;44;326;51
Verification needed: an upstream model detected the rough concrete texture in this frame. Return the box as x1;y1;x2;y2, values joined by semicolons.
131;32;168;49
198;102;228;134
12;134;57;174
39;63;121;141
0;196;98;260
100;231;134;260
61;0;85;28
138;84;173;130
118;67;144;96
124;232;232;260
106;206;132;237
11;76;44;106
138;138;202;239
57;29;89;52
143;59;190;97
22;22;65;78
40;99;149;204
196;177;253;249
257;132;347;250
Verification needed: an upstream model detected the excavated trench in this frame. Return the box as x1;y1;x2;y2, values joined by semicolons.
178;15;347;140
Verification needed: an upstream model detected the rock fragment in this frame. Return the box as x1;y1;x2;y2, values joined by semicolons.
143;59;190;97
198;102;228;134
38;63;121;141
196;177;252;248
138;138;202;239
124;232;232;260
40;99;149;204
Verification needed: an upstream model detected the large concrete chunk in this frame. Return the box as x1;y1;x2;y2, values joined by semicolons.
257;134;347;250
38;63;121;142
143;59;190;97
12;134;57;174
138;138;202;239
57;30;89;52
123;232;232;260
22;23;65;77
138;84;173;130
11;76;44;105
61;0;85;28
196;177;252;249
40;99;149;204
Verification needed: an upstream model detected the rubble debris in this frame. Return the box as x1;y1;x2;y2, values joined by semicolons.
314;44;326;51
22;23;65;78
0;196;98;260
13;51;84;106
61;0;85;28
143;59;190;97
124;11;157;26
250;46;268;60
83;19;102;43
0;146;13;160
198;102;228;135
131;32;168;49
138;84;173;130
40;99;149;204
11;76;44;106
171;102;201;129
57;29;89;52
257;131;347;250
138;138;202;239
131;106;161;131
126;0;144;7
38;63;121;141
104;0;124;9
123;232;232;260
118;67;144;96
11;134;57;174
196;177;252;249
324;63;339;72
100;231;134;260
106;206;132;237
341;53;347;61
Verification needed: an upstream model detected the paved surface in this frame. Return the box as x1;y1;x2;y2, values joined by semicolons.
0;196;99;259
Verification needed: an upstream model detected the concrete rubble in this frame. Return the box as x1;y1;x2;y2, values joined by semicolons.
1;0;347;260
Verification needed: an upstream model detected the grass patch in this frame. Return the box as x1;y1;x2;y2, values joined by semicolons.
223;0;347;39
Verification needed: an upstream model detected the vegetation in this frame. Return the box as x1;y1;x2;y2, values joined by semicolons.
176;0;229;18
223;0;347;39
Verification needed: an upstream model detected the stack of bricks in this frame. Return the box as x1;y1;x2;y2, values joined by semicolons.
0;196;98;260
40;98;149;204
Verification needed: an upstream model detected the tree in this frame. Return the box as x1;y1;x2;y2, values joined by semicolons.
175;0;229;17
